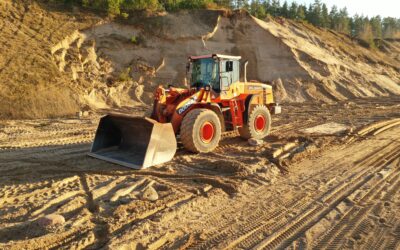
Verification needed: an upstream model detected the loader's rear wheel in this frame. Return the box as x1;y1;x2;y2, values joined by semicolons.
181;109;221;153
238;105;271;140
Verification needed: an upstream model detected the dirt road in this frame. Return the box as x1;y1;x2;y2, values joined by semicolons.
0;97;399;249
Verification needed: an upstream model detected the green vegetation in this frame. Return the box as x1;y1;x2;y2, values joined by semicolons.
246;0;400;47
129;34;145;46
130;35;138;44
121;12;129;18
56;0;220;15
119;67;132;82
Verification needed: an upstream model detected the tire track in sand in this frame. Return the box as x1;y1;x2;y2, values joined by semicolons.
188;140;399;249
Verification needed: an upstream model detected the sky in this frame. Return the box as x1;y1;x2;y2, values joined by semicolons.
284;0;400;18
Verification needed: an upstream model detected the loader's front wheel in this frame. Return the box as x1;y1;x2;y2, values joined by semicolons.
181;109;221;153
239;105;271;140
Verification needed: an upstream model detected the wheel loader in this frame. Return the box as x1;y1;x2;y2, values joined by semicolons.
88;54;281;169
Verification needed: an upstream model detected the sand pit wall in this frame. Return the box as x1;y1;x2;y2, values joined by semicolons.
5;4;398;117
0;1;100;118
54;9;400;111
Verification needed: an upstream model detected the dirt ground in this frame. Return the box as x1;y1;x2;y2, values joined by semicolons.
0;96;399;249
2;2;399;249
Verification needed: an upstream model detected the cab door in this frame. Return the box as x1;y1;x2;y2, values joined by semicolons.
220;60;233;99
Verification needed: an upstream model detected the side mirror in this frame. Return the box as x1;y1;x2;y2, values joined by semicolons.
186;62;191;88
225;61;233;72
186;62;190;73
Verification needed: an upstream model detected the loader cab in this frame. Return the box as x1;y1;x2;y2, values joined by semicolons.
188;54;241;94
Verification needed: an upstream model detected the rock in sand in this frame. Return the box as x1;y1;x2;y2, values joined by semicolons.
38;214;65;227
141;186;159;201
248;138;264;146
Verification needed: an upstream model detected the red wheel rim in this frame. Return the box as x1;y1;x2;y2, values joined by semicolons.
200;121;214;143
254;115;266;132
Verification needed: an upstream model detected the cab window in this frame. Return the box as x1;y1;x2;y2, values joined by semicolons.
191;58;220;92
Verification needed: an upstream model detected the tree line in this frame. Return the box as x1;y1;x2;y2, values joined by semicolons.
246;0;400;47
60;0;218;13
57;0;400;45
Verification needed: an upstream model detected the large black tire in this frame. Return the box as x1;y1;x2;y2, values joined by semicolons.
238;105;271;140
181;109;222;153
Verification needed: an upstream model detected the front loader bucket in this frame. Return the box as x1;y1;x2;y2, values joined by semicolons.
88;114;177;169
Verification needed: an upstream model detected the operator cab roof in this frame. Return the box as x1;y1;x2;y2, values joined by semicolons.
189;54;241;61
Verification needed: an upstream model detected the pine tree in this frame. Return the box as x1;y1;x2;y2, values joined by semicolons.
351;16;375;47
280;1;289;18
250;0;266;18
361;17;374;46
288;2;298;19
352;14;363;37
234;0;247;9
297;4;306;21
383;17;398;38
329;5;350;34
321;3;329;28
329;5;338;30
310;0;322;26
264;0;271;11
270;0;280;17
306;4;313;23
337;7;350;34
370;16;382;39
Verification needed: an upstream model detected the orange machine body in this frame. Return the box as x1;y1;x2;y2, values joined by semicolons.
151;54;279;135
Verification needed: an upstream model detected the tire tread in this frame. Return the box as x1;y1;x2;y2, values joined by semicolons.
180;109;221;153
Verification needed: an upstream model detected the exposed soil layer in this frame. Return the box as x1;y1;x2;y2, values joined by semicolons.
0;1;100;118
1;1;399;118
0;96;399;249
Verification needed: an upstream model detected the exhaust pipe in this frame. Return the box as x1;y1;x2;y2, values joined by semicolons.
244;60;248;82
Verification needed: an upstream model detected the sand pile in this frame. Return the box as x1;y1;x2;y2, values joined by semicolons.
0;0;100;118
1;2;399;118
59;9;399;107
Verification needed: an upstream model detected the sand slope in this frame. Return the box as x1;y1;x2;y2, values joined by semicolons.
1;4;400;117
54;10;400;106
0;0;100;118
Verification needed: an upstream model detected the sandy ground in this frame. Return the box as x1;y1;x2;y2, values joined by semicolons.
2;2;399;249
0;96;399;249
